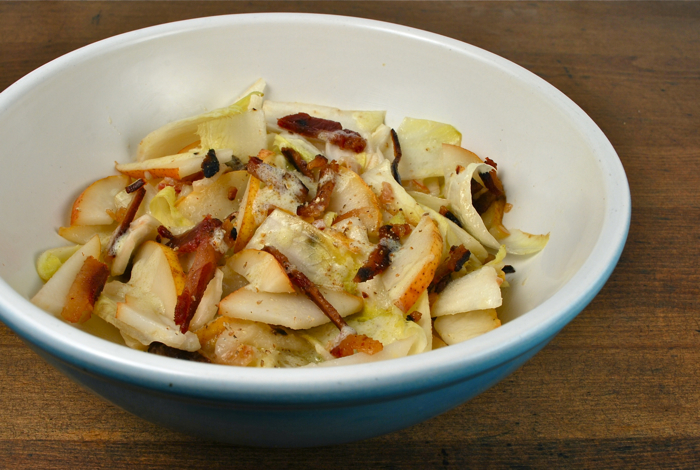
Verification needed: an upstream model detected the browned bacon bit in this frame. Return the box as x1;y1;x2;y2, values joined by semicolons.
262;245;349;332
106;186;146;257
353;224;410;283
164;215;223;253
327;128;366;153
281;147;314;179
390;128;402;184
181;171;205;183
307;154;328;172
60;256;109;324
125;178;146;194
277;113;367;153
157;225;175;240
247;156;309;202
484;157;498;169
479;171;504;198
174;242;221;333
297;161;339;218
148;342;211;363
439;206;463;228
406;311;423;323
330;333;383;358
202;149;220;178
429;245;471;294
502;265;515;274
227;187;238;201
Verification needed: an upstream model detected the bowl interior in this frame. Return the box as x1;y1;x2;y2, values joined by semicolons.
0;14;627;374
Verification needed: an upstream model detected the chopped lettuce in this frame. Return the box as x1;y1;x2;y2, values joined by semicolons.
149;186;194;234
36;245;81;281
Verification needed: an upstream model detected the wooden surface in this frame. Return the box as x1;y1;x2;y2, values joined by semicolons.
1;1;698;468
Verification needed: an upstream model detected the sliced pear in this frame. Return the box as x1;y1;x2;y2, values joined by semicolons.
130;241;185;321
189;268;224;332
233;175;265;252
328;166;382;236
433;308;501;345
116;149;233;180
229;249;295;294
219;286;363;330
58;223;116;246
110;214;160;276
70;175;131;226
177;170;248;223
415;202;489;262
442;143;483;169
431;266;502;317
31;235;101;316
380;214;442;312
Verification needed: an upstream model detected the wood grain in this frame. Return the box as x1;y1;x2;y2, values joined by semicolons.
1;2;699;468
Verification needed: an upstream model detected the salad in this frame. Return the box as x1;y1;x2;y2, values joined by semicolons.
31;79;548;367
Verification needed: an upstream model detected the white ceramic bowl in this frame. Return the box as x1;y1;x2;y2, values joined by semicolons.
0;13;630;446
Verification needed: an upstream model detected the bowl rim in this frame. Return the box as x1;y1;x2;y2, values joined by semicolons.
0;12;631;405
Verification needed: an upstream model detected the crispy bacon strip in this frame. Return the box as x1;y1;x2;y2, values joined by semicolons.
297;161;339;218
390;128;402;184
277;113;367;153
262;245;349;331
162;216;223;253
429;245;471;294
306;154;329;172
125;178;145;194
330;333;383;358
247;156;309;202
281;147;314;178
60;256;109;324
106;186;146;257
174;241;223;333
353;224;411;283
201;149;220;178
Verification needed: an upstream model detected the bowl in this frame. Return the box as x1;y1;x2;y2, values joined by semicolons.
0;13;630;447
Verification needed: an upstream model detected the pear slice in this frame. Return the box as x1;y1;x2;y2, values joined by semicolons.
70;175;131;226
116;149;233;180
233;175;265;252
110;214;160;276
58;224;116;246
431;266;502;317
31;235;101;316
219;286;363;330
130;240;185;321
361;160;424;226
189;268;224;332
380;214;442;312
228;249;295;294
433;308;501;345
176;170;249;223
329;166;382;236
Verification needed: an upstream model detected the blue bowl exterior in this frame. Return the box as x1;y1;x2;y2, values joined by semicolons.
27;333;553;447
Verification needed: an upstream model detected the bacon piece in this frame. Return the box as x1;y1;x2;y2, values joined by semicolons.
277;113;367;153
247;156;309;202
163;216;223;253
297;161;339;218
306;154;329;172
60;256;109;324
390;128;402;184
262;245;348;331
174;242;222;333
227;187;238;201
125;178;145;194
439;205;463;228
429;245;471;294
406;311;422;323
181;171;205;183
330;333;383;358
353;224;411;283
281;147;314;178
106;186;146;257
148;342;211;363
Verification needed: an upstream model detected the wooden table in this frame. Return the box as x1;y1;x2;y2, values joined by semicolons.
1;2;698;468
